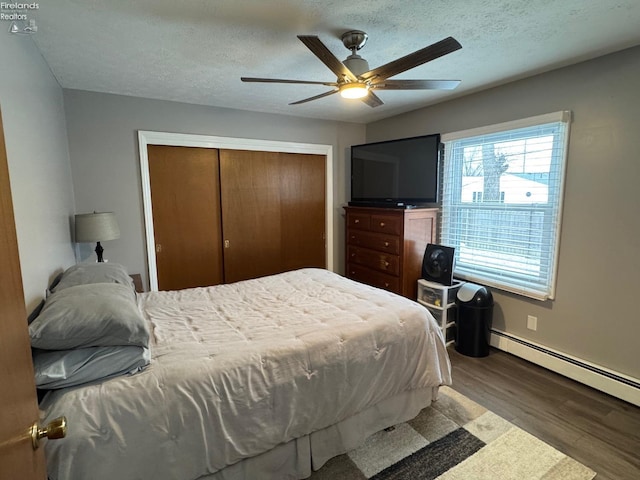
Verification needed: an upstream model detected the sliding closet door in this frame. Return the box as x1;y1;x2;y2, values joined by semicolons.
148;145;223;290
220;150;326;283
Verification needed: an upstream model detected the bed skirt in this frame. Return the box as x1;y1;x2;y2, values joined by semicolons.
200;386;438;480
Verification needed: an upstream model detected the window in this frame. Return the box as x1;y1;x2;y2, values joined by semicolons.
441;111;571;300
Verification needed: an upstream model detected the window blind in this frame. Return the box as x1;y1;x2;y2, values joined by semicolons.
440;111;571;300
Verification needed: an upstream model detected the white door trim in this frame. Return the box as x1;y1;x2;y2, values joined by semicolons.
138;130;334;291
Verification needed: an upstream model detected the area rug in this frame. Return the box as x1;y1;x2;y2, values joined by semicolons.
310;386;596;480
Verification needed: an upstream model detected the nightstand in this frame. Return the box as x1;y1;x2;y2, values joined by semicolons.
130;274;143;293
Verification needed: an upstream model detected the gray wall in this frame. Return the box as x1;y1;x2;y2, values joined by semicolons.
0;35;76;312
366;46;640;380
63;90;366;288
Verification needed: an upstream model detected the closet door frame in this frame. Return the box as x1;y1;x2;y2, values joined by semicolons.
138;130;334;291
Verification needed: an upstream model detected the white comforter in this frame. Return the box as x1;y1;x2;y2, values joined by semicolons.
41;269;451;480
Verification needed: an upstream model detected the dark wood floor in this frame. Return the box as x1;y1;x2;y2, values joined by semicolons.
448;347;640;480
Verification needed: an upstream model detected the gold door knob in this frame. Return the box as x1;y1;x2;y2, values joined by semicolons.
31;416;67;450
155;244;162;253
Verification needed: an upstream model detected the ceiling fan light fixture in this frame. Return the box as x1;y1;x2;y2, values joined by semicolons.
340;83;369;99
242;32;462;108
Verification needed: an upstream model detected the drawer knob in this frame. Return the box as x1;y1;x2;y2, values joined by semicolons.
384;282;390;287
351;253;355;257
384;261;390;267
384;241;389;247
354;219;360;224
379;222;385;227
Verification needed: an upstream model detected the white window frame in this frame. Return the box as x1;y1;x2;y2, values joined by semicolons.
441;111;571;301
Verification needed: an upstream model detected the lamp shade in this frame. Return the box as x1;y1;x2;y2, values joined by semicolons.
75;212;120;243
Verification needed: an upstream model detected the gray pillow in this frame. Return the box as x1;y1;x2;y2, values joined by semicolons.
33;346;150;389
30;283;149;350
52;262;134;293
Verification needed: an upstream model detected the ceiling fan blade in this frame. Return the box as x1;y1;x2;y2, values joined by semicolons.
374;79;461;90
289;89;339;105
241;77;339;86
297;35;358;82
361;36;462;82
360;92;384;108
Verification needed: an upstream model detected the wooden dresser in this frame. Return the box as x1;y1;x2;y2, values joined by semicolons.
345;206;438;299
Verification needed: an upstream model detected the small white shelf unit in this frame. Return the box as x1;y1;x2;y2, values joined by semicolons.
417;279;464;346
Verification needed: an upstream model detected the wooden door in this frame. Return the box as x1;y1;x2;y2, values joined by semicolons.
220;150;326;283
148;145;223;291
0;109;47;479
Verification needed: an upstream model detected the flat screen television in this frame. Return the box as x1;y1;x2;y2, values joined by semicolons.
349;133;442;208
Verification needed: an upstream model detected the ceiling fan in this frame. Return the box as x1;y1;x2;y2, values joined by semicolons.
241;30;462;107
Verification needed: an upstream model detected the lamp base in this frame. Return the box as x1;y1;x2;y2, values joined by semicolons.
95;242;105;263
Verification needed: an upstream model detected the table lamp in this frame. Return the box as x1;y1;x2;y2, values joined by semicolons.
74;212;120;262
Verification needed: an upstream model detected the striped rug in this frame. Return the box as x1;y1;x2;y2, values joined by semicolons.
310;386;596;480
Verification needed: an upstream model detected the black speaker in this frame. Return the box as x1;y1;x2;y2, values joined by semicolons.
422;244;455;286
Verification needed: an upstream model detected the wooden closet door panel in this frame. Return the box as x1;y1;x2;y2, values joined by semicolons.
148;145;223;290
220;150;282;283
219;150;326;284
279;152;326;271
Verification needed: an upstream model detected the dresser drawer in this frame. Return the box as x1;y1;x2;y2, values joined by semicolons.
347;264;400;294
348;246;400;276
369;214;402;235
347;212;371;230
347;230;400;254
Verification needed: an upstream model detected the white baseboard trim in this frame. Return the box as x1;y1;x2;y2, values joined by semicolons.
490;330;640;407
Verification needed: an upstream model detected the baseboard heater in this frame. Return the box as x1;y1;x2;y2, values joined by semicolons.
490;329;640;407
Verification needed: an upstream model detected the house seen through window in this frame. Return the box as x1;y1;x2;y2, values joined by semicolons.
440;111;571;300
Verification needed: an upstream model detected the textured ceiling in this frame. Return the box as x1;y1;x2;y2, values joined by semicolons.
20;0;640;124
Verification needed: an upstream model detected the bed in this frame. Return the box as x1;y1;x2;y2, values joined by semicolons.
33;266;451;480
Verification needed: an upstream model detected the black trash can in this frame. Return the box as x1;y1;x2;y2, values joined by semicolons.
455;283;494;357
